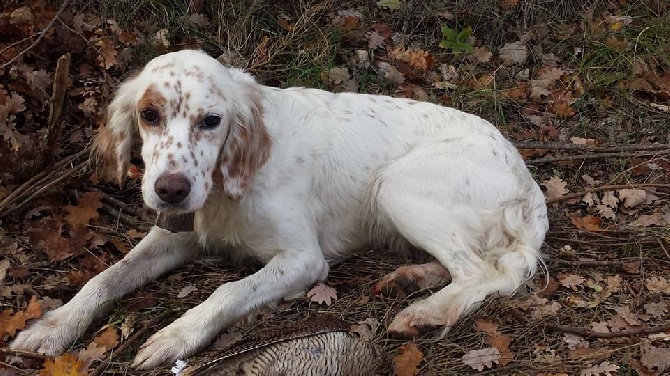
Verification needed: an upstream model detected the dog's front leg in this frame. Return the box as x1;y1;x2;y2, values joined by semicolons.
11;226;197;356
132;234;329;369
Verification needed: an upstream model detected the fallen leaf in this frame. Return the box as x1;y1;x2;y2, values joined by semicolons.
177;284;198;299
580;361;619;376
306;283;337;306
64;191;104;227
472;46;492;63
0;295;43;337
542;176;568;200
77;342;106;368
644;302;668;318
595;204;616;220
640;343;670;373
462;347;500;371
499;41;527;65
562;333;589;350
377;0;401;10
93;326;119;350
559;274;586;290
618;189;647;208
601;191;619;208
591;321;610;334
39;353;87;376
366;31;386;49
500;0;519;11
646;276;670;293
394;342;423;376
475;320;514;365
569;213;603;232
630;213;666;227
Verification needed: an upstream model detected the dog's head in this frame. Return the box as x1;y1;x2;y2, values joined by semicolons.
93;50;272;213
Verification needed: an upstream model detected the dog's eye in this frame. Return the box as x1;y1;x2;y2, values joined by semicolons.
201;114;221;129
140;109;160;125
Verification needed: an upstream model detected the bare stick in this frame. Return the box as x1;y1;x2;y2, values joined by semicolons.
0;0;70;70
0;148;89;214
526;150;670;165
546;323;670;339
0;348;49;361
36;53;71;168
546;183;670;204
90;311;173;376
515;142;670;153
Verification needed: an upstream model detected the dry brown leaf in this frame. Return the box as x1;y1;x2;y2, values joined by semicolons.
93;326;119;350
559;274;586;290
602;191;619;208
644;302;668;318
595;204;616;220
394;342;423;376
640;343;670;373
177;284;198;299
569;213;603;232
40;353;87;376
475;320;514;366
580;361;619;376
390;48;435;71
499;41;527;65
0;295;43;337
645;276;670;293
77;342;106;368
306;283;337;306
542;176;568;200
462;347;500;371
366;31;386;49
630;213;666;227
591;321;610;334
500;0;519;10
618;189;647;208
472;46;492;63
64;191;104;227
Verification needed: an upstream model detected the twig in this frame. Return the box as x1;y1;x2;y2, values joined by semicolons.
90;311;173;376
515;142;670;152
0;0;70;70
526;150;670;165
0;348;49;361
546;183;670;204
0;148;89;215
546;323;670;339
36;53;71;169
0;160;89;218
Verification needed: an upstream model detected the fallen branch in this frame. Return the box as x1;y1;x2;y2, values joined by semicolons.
36;52;71;169
515;142;670;153
526;150;670;165
546;183;670;204
0;348;49;361
546;323;670;339
0;0;70;70
90;311;172;376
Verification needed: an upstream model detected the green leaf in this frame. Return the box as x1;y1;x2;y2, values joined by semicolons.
377;0;401;10
441;26;457;40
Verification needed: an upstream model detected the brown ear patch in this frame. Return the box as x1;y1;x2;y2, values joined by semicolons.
219;91;272;202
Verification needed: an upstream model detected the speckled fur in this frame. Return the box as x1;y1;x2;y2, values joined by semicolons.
12;50;548;370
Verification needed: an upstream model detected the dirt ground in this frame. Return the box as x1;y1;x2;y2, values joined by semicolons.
1;0;669;375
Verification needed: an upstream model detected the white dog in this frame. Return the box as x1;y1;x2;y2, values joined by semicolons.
12;50;548;369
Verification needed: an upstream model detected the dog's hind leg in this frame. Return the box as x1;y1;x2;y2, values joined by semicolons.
368;141;544;338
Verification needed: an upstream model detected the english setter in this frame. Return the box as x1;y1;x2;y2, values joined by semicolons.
12;50;548;369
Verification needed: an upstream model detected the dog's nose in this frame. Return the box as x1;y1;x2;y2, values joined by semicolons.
154;173;191;204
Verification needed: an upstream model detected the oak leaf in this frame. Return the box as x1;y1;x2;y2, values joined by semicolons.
542;176;568;200
462;347;500;371
394;342;423;376
0;295;43;337
641;343;670;373
569;213;603;232
580;361;619;376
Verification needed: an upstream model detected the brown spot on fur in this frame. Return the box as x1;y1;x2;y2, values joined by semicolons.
177;142;182;148
137;85;166;132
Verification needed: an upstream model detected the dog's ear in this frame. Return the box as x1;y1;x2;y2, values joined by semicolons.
219;84;272;202
92;75;140;185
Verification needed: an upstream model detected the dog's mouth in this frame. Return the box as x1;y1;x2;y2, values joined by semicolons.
156;211;195;232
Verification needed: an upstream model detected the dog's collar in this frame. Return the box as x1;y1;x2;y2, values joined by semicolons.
156;212;195;232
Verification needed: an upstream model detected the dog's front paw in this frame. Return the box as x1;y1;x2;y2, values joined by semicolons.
10;308;82;356
132;320;209;370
